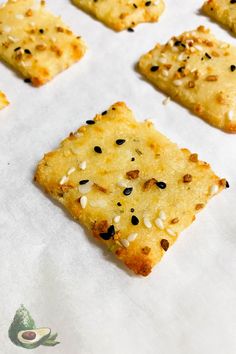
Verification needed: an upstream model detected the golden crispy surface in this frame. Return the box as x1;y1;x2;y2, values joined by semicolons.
35;102;226;276
72;0;165;31
202;0;236;34
139;26;236;133
0;0;86;86
0;91;9;109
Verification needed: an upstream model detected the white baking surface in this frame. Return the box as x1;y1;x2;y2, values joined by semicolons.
1;1;236;353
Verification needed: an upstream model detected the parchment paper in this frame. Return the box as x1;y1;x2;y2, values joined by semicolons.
1;1;236;353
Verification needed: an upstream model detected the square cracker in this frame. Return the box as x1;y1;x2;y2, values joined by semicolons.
72;0;165;31
139;26;236;133
202;0;236;35
35;102;226;276
0;91;9;109
0;0;86;86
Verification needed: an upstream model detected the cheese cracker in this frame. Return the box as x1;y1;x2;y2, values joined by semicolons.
72;0;165;31
202;0;236;35
0;91;9;109
0;0;86;86
139;26;236;133
35;102;227;276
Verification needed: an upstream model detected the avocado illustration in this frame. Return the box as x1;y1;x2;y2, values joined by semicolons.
8;305;60;349
17;328;51;349
8;305;36;346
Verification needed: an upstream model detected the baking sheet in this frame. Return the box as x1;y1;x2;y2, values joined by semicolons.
1;0;236;353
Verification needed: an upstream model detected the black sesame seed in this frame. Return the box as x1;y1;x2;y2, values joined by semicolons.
177;66;185;73
24;78;31;83
107;225;115;236
24;49;31;54
226;180;230;188
230;65;236;72
150;65;159;72
205;52;212;59
174;40;182;46
94;146;102;153
116;139;126;145
131;157;135;161
230;0;236;3
14;46;21;51
39;29;44;34
79;179;89;185
86;120;95;125
117;202;122;206
128;27;134;32
130;208;135;212
101;110;107;115
156;181;167;189
131;215;139;225
123;187;133;196
133;3;137;8
145;1;151;6
100;232;112;240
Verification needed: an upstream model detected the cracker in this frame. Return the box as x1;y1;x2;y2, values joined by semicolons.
72;0;165;31
0;91;9;109
35;102;226;276
202;0;236;35
0;0;86;86
139;26;236;133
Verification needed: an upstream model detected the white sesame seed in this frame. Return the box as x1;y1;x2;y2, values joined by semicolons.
3;26;11;33
75;132;83;137
178;53;185;61
159;57;168;64
194;45;203;51
172;46;179;52
79;161;87;170
162;69;169;77
173;79;183;87
78;181;93;194
59;175;68;185
80;196;87;209
67;167;76;175
162;97;170;106
220;43;229;49
166;228;176;237
227;110;234;121
117;181;127;188
29;21;36;27
120;239;130;248
89;199;107;208
8;35;18;42
155;218;164;230
159;211;166;221
15;14;24;19
127;233;138;242
143;217;152;229
168;39;174;47
114;215;121;223
210;184;219;196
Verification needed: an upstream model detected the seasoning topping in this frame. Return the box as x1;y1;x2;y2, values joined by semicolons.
86;120;95;125
79;179;89;185
100;224;115;240
156;181;167;189
160;239;169;251
131;215;139;225
116;139;126;145
183;174;192;183
94;146;102;153
126;170;139;179
123;187;133;196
